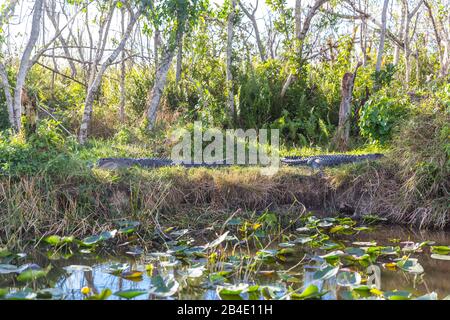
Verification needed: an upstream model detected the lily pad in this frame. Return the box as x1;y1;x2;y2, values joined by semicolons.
414;292;438;300
43;235;74;246
63;265;93;272
17;265;51;282
81;230;117;246
336;271;362;287
430;246;450;255
217;284;249;296
207;232;230;249
149;275;179;297
291;284;324;300
395;258;424;274
313;265;339;281
114;289;147;299
431;254;450;261
121;270;143;280
36;288;64;300
181;266;205;278
6;289;37;300
0;264;19;274
85;288;112;300
384;290;412;300
0;288;8;297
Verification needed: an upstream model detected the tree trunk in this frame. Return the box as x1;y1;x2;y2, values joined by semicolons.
119;7;126;122
45;0;77;77
79;8;140;145
375;0;389;72
13;0;44;130
226;0;236;121
145;47;176;130
424;0;450;78
402;0;424;86
335;62;361;151
0;62;15;127
154;28;161;69
175;29;183;84
238;0;266;62
394;3;406;65
295;0;302;40
280;0;329;98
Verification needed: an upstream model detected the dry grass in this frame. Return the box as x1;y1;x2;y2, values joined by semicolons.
0;166;334;248
328;108;449;229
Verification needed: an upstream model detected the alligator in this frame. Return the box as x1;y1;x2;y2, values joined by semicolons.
281;154;384;169
96;154;383;170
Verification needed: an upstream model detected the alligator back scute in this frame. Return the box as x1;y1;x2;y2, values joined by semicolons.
281;154;384;167
97;158;139;169
96;154;384;170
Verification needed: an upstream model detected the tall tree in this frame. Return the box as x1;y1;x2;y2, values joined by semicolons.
79;3;142;144
226;0;237;121
12;0;44;130
424;0;450;78
238;0;266;62
401;0;424;85
335;62;362;150
145;0;207;130
280;0;329;98
375;0;389;72
0;0;20;128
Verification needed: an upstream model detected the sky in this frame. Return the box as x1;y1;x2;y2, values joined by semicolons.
0;0;298;58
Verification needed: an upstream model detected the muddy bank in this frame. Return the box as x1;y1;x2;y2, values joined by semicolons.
0;162;447;248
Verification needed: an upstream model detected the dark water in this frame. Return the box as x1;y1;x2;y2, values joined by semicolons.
1;225;449;300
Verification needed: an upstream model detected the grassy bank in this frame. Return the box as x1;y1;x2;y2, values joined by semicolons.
1;105;448;248
0;154;447;249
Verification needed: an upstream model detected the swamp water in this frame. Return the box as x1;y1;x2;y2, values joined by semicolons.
1;215;449;300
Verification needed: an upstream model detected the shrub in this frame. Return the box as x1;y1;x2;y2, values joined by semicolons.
0;119;76;176
359;91;411;144
386;101;449;228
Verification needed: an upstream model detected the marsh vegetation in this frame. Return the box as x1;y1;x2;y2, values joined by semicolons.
0;0;449;300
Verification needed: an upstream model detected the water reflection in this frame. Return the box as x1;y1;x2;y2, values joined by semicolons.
1;224;449;300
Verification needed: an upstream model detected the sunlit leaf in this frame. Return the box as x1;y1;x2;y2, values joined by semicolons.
121;270;143;280
17;265;51;282
217;284;249;296
114;289;147;299
206;232;230;249
291;284;323;300
320;250;345;262
0;288;8;297
430;246;450;255
85;288;112;300
182;266;205;278
384;290;412;300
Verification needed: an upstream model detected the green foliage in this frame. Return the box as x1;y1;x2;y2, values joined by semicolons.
0;119;78;176
359;91;411;144
372;63;397;90
238;60;332;146
126;67;153;118
0;90;9;131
